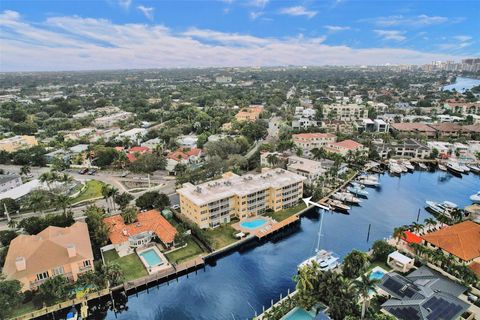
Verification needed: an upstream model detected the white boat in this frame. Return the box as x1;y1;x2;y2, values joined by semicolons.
470;191;480;204
438;163;447;171
347;184;369;197
446;161;464;175
459;163;470;174
389;163;403;175
418;163;428;170
425;200;458;218
468;165;480;174
66;307;78;320
327;199;351;212
332;192;362;204
402;161;415;172
298;208;340;271
357;175;380;187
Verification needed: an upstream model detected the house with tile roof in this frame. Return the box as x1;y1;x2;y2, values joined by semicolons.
103;209;177;257
292;133;336;158
421;221;480;267
2;222;94;291
325;139;368;156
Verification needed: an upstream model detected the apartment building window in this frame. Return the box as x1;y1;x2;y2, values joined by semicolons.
83;260;91;267
36;271;49;281
52;266;64;276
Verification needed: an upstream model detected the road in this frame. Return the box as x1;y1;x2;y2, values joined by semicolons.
0;165;180;230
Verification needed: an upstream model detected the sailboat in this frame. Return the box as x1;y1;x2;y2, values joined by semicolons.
298;208;339;271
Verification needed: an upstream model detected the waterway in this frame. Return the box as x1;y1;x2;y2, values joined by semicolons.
443;76;480;93
105;170;479;320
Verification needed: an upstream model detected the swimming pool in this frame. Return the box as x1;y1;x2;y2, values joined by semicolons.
240;218;267;230
281;307;315;320
370;270;386;280
139;248;163;267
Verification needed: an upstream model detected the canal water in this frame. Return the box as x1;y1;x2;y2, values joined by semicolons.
443;76;480;93
105;170;479;320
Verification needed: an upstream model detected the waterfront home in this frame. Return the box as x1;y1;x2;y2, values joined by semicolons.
2;222;94;292
103;209;177;257
292;133;336;158
286;156;329;183
379;266;470;320
444;101;480;115
387;251;415;273
0;135;38;153
429;123;465;138
421;221;480;275
325;139;367;157
374;139;430;160
235;105;263;122
177;168;306;229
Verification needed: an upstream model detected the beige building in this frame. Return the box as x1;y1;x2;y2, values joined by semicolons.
2;222;94;291
322;103;368;121
325;139;367;156
235;105;263;122
286;156;327;183
292;133;336;158
177;168;306;229
0;135;38;153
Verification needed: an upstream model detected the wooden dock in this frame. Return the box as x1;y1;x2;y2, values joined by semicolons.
255;215;299;239
122;257;205;293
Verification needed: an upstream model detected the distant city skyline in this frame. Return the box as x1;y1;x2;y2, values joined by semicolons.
0;0;479;72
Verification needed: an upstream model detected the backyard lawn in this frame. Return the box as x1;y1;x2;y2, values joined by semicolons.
367;259;392;272
204;223;238;250
11;301;36;318
266;203;306;222
165;237;205;264
103;249;148;281
72;180;105;204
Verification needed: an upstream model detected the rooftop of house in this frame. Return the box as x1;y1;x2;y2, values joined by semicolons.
103;209;177;245
380;266;469;320
401;230;423;244
391;123;437;132
177;168;306;206
3;222;93;281
287;156;326;174
329;139;364;150
421;221;480;261
292;132;336;140
167;147;202;161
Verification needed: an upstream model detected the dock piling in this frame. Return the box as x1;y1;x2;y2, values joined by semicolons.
366;223;371;242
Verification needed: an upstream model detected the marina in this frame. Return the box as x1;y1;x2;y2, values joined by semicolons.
100;169;478;320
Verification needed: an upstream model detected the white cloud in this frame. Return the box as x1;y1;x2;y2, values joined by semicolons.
280;6;317;18
137;5;154;20
116;0;132;10
374;30;406;41
249;11;264;20
0;10;464;72
249;0;268;8
366;14;461;27
454;35;472;42
324;25;350;32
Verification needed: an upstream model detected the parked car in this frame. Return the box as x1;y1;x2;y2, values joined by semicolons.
78;168;88;174
120;171;129;177
172;204;180;210
87;169;97;175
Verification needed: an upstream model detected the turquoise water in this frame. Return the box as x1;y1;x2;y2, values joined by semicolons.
240;218;267;229
139;249;163;267
370;270;386;281
282;307;314;320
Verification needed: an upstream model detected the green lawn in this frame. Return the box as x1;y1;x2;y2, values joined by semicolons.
103;250;148;282
367;260;392;272
72;180;105;203
165;237;205;264
266;203;306;222
204;223;238;250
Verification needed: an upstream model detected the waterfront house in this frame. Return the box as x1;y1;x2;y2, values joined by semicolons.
444;101;480;115
286;156;329;183
421;221;480;272
292;133;336;158
379;266;470;320
374;139;430;159
177;168;306;229
2;222;94;292
103;209;177;257
387;251;415;273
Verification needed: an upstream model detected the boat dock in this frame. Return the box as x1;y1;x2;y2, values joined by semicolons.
255;215;299;239
121;257;205;293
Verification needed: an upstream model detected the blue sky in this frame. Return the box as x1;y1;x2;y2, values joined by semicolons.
0;0;479;71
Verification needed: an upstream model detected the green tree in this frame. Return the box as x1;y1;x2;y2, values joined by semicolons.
0;198;20;217
36;275;74;306
0;278;23;319
84;205;109;258
0;230;18;246
121;206;138;224
354;272;381;319
19;165;31;177
342;250;369;279
101;262;124;287
371;240;395;262
114;192;134;209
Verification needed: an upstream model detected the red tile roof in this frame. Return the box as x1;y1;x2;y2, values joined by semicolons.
421;221;480;261
293;133;336;140
127;146;151;162
402;231;422;244
330;139;363;150
167;147;202;161
104;209;177;245
391;123;437;133
469;261;480;276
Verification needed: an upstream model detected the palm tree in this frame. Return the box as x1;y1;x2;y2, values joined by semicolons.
266;153;279;168
101;184;112;211
20;165;31;178
102;262;124;287
393;226;407;244
110;187;119;211
410;221;424;234
121;206;138;224
353;272;381;319
424;218;437;231
27;190;50;214
55;194;71;214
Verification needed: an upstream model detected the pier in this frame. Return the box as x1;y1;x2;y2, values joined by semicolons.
255;215;300;239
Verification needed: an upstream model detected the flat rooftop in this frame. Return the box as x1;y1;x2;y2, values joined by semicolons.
177;168;306;206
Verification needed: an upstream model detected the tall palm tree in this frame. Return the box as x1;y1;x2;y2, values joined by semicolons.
410;221;424;233
20;165;31;178
55;194;71;214
353;272;381;320
121;206;138;224
266;153;279;168
110;187;119;211
101;184;112;211
27;190;50;214
393;226;407;244
424;218;437;231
